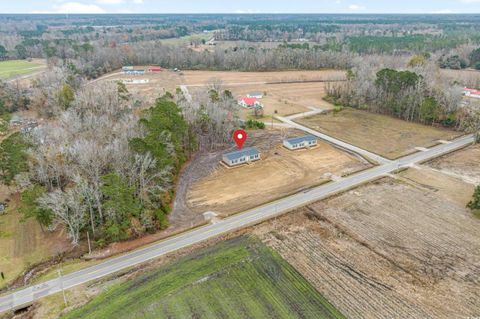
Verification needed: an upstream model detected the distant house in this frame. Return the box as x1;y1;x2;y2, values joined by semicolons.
247;92;264;99
222;147;261;167
463;87;480;99
283;135;318;151
238;97;262;108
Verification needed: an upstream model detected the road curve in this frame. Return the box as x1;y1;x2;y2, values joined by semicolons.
0;134;474;314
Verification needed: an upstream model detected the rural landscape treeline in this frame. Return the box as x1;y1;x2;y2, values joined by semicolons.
0;14;479;247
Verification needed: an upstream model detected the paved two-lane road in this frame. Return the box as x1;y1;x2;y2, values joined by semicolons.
0;133;474;314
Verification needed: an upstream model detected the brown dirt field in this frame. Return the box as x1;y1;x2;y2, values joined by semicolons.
180;69;346;86
253;175;480;319
95;69;183;104
398;167;476;206
232;82;335;118
97;69;344;117
0;194;70;289
186;128;370;216
296;108;463;159
428;144;480;185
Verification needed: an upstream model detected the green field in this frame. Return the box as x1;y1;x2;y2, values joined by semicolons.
62;236;344;319
0;60;45;79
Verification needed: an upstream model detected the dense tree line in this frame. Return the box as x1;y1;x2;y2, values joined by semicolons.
14;84;195;245
326;56;472;128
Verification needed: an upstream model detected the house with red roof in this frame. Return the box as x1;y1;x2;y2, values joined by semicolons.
463;87;480;99
238;96;262;108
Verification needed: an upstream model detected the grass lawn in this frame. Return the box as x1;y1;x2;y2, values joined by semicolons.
62;236;345;319
0;59;46;80
0;195;69;289
296;108;463;159
160;33;213;45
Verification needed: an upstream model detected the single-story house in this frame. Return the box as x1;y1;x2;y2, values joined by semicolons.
464;87;480;99
222;147;261;167
283;135;318;150
238;97;262;108
247;92;264;99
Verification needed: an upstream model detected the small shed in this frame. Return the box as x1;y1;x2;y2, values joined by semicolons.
222;147;261;167
247;92;264;99
283;135;318;151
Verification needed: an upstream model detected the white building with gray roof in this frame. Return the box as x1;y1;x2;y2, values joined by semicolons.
283;135;318;150
222;147;261;167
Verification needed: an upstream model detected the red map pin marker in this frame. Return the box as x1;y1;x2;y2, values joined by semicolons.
233;129;247;149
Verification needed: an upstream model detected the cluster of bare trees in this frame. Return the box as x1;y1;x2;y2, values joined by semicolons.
65;42;354;79
177;81;240;151
23;83;175;245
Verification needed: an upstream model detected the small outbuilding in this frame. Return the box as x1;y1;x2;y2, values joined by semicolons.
283;135;318;151
222;147;261;167
247;92;264;99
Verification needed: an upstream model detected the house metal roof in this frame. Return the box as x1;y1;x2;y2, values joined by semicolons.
248;92;263;96
285;135;317;145
224;147;259;161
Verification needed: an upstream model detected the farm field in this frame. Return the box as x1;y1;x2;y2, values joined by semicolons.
61;236;344;319
94;69;183;104
96;69;345;117
0;59;46;80
398;167;476;206
253;173;480;319
296;108;463;159
0;193;70;289
186;128;370;216
428;144;480;184
180;69;346;86
231;82;336;118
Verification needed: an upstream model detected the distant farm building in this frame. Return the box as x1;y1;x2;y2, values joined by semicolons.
123;69;145;75
147;67;162;73
238;97;262;108
283;135;318;150
222;147;261;167
463;87;480;99
247;92;264;99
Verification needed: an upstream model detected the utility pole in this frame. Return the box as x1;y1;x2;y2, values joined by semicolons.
57;267;67;307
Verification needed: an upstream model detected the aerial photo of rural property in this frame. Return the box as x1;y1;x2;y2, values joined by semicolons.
0;1;480;318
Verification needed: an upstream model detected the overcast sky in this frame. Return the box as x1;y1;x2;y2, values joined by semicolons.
2;0;480;14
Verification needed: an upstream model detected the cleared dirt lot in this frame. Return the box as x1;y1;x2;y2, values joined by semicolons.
428;144;480;184
296;108;463;159
185;128;370;216
253;174;480;319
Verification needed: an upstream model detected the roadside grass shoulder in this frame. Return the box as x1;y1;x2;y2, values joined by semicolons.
62;236;344;319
